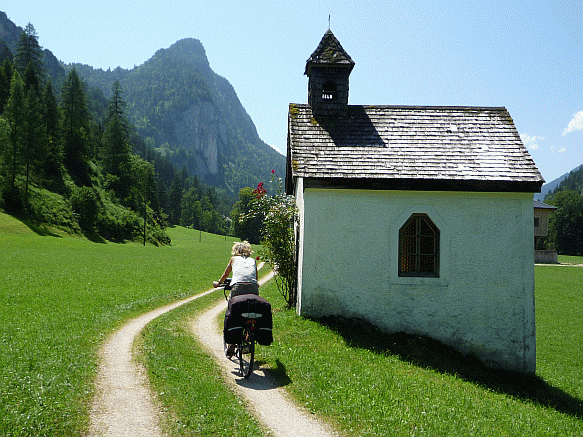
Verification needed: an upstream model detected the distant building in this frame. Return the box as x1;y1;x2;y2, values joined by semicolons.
534;200;558;263
285;30;544;372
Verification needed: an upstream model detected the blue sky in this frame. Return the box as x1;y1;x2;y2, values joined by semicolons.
3;0;582;183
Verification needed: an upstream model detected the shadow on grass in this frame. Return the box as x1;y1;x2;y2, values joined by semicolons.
263;358;293;387
317;315;583;420
25;221;63;237
5;209;63;238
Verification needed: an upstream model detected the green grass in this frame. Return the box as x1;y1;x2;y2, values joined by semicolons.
138;292;266;436
141;267;583;436
2;210;583;436
256;269;583;436
535;266;583;400
0;212;234;436
558;255;583;265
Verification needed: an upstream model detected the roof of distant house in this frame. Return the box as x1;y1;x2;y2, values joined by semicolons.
533;200;557;209
286;104;544;193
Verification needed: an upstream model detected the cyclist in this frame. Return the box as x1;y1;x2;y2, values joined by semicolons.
213;241;259;356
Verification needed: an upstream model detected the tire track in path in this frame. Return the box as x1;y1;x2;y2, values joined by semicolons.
192;272;338;437
89;286;219;437
89;267;336;437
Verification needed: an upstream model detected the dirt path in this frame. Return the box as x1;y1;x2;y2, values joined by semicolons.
88;287;219;437
192;273;338;437
89;268;337;437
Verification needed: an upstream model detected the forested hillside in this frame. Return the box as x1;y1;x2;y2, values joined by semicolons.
0;14;274;243
543;165;583;255
68;38;285;193
544;165;583;200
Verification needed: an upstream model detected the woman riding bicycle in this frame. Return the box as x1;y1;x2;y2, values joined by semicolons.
213;241;259;358
213;241;259;297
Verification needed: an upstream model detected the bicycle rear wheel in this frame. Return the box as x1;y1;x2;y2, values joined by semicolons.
238;329;255;378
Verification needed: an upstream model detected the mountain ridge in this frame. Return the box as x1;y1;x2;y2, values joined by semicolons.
535;164;583;201
0;11;284;194
65;37;285;192
0;11;66;85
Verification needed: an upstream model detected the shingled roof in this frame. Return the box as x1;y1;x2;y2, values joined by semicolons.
304;29;355;75
286;104;544;193
533;200;557;209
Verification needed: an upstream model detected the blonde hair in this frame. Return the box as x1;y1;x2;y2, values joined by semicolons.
232;241;252;256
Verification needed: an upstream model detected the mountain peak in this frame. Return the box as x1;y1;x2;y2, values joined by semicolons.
150;38;210;73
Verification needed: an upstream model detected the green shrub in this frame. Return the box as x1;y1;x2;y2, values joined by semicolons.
70;186;99;230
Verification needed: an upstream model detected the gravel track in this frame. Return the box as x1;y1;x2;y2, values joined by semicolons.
88;269;337;437
192;273;338;437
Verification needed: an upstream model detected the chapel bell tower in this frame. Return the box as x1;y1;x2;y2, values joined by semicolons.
305;29;355;117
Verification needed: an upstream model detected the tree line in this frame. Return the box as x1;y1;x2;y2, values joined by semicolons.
67;38;286;195
0;23;237;243
544;166;583;256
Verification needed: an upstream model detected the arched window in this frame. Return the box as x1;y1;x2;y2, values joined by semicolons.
322;80;337;100
399;214;439;277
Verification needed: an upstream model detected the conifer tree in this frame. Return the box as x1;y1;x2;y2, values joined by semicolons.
23;61;41;97
14;24;44;82
42;80;62;180
0;59;13;113
60;69;92;185
3;71;25;198
105;81;129;134
102;82;131;174
0;40;12;65
22;90;47;204
102;81;132;199
102;116;129;169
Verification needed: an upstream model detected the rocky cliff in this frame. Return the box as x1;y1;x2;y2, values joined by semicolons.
69;38;285;193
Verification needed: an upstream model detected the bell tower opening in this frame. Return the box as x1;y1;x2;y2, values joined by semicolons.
322;80;337;100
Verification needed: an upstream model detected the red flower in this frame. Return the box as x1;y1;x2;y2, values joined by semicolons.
271;169;275;173
252;182;267;199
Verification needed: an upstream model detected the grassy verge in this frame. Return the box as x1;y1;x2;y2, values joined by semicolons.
138;292;266;436
256;268;583;436
0;212;233;436
558;255;583;265
138;266;582;436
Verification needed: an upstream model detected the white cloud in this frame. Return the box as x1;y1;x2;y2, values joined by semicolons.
550;145;568;154
520;133;544;150
563;111;583;136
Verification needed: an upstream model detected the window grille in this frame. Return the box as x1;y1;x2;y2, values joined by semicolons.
399;214;439;277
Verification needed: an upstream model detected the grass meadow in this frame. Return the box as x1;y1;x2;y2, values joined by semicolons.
143;268;583;436
2;210;582;436
0;212;234;436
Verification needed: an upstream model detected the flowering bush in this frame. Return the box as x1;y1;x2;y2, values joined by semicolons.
245;172;298;308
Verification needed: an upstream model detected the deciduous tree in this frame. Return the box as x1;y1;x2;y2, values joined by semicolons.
244;172;298;308
231;186;262;244
548;190;583;255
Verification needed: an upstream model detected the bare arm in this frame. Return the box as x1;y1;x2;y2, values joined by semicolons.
213;257;233;288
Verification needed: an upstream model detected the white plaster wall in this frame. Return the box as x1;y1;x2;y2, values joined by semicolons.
296;186;536;372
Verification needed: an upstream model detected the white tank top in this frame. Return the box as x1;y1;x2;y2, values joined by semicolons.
231;256;257;285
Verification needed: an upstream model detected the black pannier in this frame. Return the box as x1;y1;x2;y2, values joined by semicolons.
224;294;273;346
223;313;244;344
